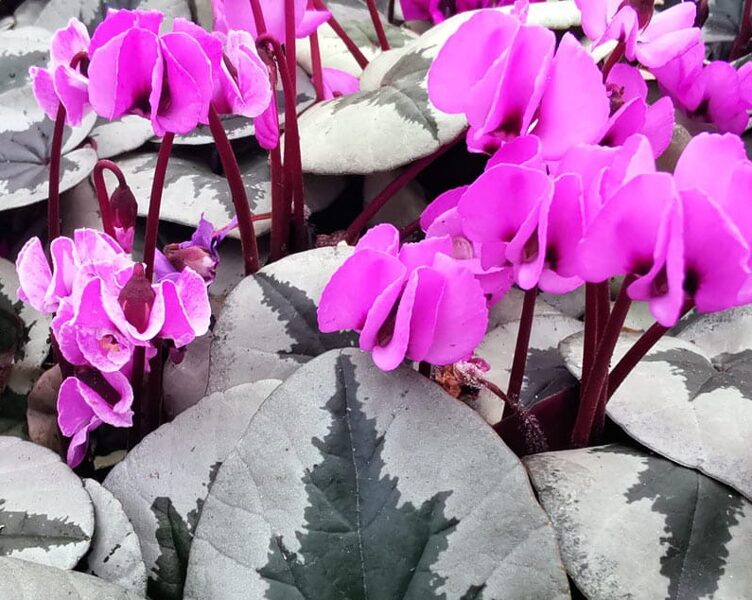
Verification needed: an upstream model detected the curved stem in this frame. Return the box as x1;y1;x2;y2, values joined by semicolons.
48;104;66;242
310;31;325;101
345;138;460;244
366;0;390;51
571;275;635;447
143;133;175;280
91;159;125;238
312;0;369;69
208;105;260;274
507;288;537;402
259;35;307;252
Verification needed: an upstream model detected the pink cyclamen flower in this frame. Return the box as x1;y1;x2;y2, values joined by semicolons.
318;224;488;371
655;43;752;135
401;0;500;23
154;215;237;284
575;0;700;68
456;162;586;293
58;368;134;467
322;67;360;100
601;63;674;156
87;10;219;136
428;11;609;159
29;18;91;125
578;134;752;326
211;0;330;40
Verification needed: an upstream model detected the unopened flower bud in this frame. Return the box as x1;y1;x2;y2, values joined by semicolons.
110;184;138;253
163;243;217;283
118;263;155;333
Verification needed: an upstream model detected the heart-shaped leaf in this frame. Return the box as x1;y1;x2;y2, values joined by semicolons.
296;14;468;175
526;444;752;600
186;348;570;599
0;436;94;568
0;257;52;396
0;556;146;599
0;27;50;98
103;150;273;237
207;245;357;393
33;0;191;32
560;330;752;501
90;116;155;159
103;381;280;600
0;105;97;212
82;479;147;595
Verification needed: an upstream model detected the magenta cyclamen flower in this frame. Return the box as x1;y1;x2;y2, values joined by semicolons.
322;68;360;100
428;11;609;158
318;224;488;371
400;0;505;23
576;0;700;68
578;133;752;326
211;0;330;41
16;229;211;466
30;18;91;126
87;10;219;136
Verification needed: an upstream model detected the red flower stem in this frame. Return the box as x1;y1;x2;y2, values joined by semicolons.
601;39;625;81
207;104;260;275
607;302;694;399
399;218;421;241
344;138;459;244
312;0;370;69
249;0;268;32
146;340;164;433
48;104;66;242
253;212;272;221
571;275;635;447
128;348;146;447
258;35;307;252
285;0;298;98
142;133;174;280
582;283;599;390
309;31;325;101
730;0;752;60
507;288;537;403
91;159;125;238
366;0;390;50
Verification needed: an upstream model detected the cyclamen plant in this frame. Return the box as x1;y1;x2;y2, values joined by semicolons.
4;0;752;597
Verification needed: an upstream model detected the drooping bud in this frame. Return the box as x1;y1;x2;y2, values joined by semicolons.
110;184;138;253
621;0;654;29
163;243;218;283
118;263;155;333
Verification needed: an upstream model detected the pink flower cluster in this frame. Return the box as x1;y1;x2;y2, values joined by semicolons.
319;5;752;372
30;9;273;135
16;230;210;466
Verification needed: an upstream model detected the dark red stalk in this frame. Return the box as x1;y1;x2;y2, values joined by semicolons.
48;104;66;242
207;104;260;274
507;288;537;402
312;0;370;69
142;133;174;280
91;159;125;238
309;31;325;101
607;302;694;398
285;0;298;98
146;340;164;432
400;218;421;241
387;0;396;24
571;275;635;447
601;40;626;81
345;139;460;243
582;283;599;389
418;361;431;377
484;376;548;454
258;35;307;252
249;0;268;33
128;348;146;447
730;0;752;60
366;0;390;50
